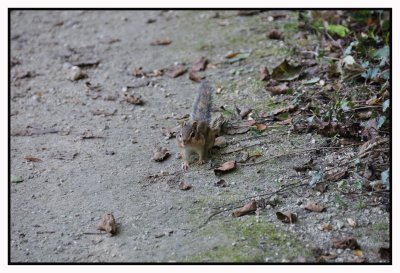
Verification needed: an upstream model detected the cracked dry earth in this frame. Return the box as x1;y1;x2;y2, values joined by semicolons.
10;10;390;263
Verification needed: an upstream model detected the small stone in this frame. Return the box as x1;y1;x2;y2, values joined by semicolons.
68;66;85;81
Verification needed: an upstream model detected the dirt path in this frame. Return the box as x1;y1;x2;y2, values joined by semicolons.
10;10;390;263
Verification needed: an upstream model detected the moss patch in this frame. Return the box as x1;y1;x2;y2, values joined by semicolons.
185;216;313;262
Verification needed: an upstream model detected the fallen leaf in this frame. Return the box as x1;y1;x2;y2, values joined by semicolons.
235;151;249;163
267;29;284;40
161;126;179;139
260;67;270;81
24;156;43;162
271;60;302;81
124;93;143;105
214;179;226;187
378;247;391;260
11;175;24;183
232;200;257;217
317;252;337;262
90;109;117;116
11;126;59;136
293;159;314;172
304;200;326;212
271;104;297;116
166;65;187;78
347;218;357;228
254;123;267;132
132;67;145;77
265;82;289;96
72;59;100;68
353;249;363;257
188;70;205;82
97;213;117;235
315;183;328;193
213;136;227;148
276;211;297;224
332;238;360;250
192;57;208;72
225;51;251;63
324;168;348;182
179;181;192;190
318;222;332;232
225;51;241;59
146;18;156;24
150;39;172;46
214;160;236;175
239;108;252;119
153;147;170;162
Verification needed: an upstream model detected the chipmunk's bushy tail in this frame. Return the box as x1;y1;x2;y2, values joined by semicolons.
190;80;213;123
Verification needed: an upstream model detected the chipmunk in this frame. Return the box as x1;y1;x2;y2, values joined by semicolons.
176;81;223;170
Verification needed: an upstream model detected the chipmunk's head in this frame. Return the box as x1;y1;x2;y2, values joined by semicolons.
177;121;198;146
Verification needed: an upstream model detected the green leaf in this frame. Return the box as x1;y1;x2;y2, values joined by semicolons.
381;169;390;189
11;175;24;183
382;99;390;112
377;116;386;129
327;24;350;38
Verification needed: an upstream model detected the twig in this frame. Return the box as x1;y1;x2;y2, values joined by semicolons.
82;232;107;235
36;231;56;234
239;144;358;166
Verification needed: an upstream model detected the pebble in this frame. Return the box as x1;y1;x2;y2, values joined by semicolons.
68;66;85;81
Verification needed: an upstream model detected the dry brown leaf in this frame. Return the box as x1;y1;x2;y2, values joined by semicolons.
213;136;227;148
318;222;332;232
317;252;337;262
166;65;187;78
332;238;360;250
267;29;284;40
179;181;192;190
225;51;241;59
347;218;357;228
324;168;348;182
232;200;257;217
239;108;252;119
132;67;145;77
266;83;289;95
272;104;297;116
153;147;170;162
279;118;292;125
24;155;43;162
124;93;143;105
260;67;270;81
192;57;208;72
315;183;328;193
353;249;363;257
97;213;117;235
214;160;236;175
188;70;205;82
150;39;172;46
214;179;226;187
276;211;297;224
255;123;267;132
161;126;179;139
304;200;326;212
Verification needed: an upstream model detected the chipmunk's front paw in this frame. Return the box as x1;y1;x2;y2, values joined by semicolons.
182;162;189;171
197;159;205;165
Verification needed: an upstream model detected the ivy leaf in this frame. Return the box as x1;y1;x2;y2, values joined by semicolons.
340;100;352;111
309;170;323;187
377;116;386;129
361;67;380;80
381;169;390;189
327;24;350;38
382;99;390;112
